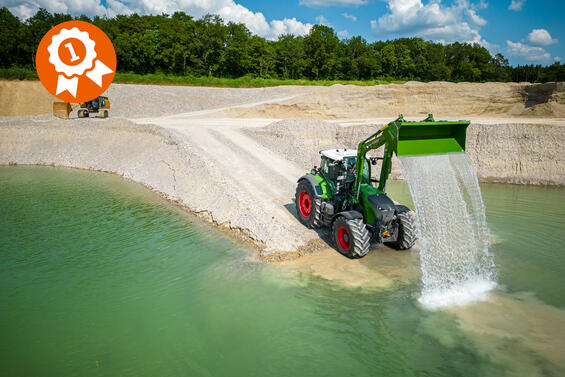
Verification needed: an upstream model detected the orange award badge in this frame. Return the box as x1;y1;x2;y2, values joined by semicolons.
36;21;116;103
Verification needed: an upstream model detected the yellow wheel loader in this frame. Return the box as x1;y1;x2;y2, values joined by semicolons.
78;96;110;118
52;96;110;119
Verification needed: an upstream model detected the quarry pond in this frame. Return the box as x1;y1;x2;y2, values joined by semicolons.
1;166;564;377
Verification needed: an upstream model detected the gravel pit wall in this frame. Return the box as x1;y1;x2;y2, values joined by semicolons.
244;119;565;186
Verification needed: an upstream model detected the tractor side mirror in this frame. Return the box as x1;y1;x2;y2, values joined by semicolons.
370;157;384;165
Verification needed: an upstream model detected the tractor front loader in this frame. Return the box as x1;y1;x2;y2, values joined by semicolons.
295;114;470;258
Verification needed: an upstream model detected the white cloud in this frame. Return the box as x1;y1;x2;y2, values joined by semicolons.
509;0;526;11
371;0;491;48
6;0;312;40
526;29;558;46
477;0;488;9
9;0;117;18
299;0;367;7
337;29;349;38
506;40;550;62
555;57;562;62
467;9;486;26
315;15;332;26
342;12;357;22
8;4;38;19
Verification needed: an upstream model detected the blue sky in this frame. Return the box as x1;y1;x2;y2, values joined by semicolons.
5;0;564;65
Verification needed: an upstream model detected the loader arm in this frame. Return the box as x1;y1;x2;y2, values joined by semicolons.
353;114;470;202
353;116;403;199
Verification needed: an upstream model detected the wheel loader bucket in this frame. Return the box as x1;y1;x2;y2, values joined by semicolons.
395;115;470;157
53;102;72;119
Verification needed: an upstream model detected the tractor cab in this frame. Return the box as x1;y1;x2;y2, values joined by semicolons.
319;149;371;192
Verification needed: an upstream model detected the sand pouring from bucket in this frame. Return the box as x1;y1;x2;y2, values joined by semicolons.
380;115;496;308
360;115;496;308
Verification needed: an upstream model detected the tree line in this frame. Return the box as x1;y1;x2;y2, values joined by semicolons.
1;7;564;83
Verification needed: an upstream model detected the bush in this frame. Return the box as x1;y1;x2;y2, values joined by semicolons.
0;67;37;80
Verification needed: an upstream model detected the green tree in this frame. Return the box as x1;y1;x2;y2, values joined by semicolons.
247;36;273;78
195;14;227;77
0;7;29;67
219;22;251;77
2;8;562;84
273;35;305;79
342;36;375;79
303;25;340;79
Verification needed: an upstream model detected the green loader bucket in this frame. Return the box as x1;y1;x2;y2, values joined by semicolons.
395;115;470;157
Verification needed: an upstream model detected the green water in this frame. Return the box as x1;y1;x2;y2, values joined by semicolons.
1;166;564;377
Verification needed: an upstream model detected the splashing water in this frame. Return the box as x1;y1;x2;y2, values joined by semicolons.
398;152;497;309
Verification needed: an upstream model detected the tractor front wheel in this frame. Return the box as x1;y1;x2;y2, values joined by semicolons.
386;210;417;250
332;217;370;258
295;180;322;228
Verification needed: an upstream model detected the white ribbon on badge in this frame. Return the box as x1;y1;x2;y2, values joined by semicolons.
47;27;113;97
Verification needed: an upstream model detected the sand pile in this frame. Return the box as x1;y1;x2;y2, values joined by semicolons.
0;80;315;118
2;80;564;119
0;80;58;117
224;81;565;119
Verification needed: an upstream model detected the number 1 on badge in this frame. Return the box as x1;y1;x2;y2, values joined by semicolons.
65;42;80;62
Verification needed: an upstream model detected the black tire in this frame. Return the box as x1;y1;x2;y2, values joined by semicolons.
295;179;322;228
386;210;417;250
83;110;89;118
103;110;108;118
332;216;370;258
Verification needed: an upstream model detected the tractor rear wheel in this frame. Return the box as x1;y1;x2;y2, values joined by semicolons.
386;210;417;250
332;217;370;258
295;180;322;228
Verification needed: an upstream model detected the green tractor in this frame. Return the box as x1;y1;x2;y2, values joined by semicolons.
295;114;470;258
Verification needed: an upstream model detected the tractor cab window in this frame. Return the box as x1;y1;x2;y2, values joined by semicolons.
343;157;371;183
362;158;370;184
320;157;329;176
321;157;342;180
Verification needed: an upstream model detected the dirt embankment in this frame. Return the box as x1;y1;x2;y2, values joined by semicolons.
224;81;565;119
3;80;565;119
245;118;565;186
0;80;316;117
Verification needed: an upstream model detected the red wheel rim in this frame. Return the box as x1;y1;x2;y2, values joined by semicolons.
337;227;350;250
299;190;312;217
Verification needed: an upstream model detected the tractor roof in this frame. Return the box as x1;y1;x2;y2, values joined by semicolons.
320;149;357;161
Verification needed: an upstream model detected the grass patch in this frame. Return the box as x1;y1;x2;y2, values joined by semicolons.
0;67;38;80
0;68;406;87
113;72;406;87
